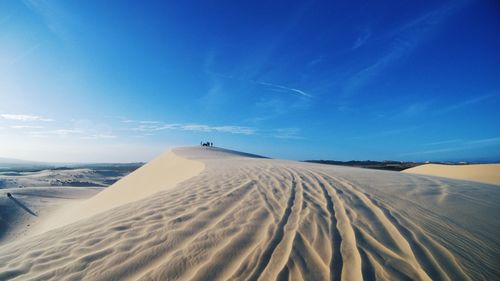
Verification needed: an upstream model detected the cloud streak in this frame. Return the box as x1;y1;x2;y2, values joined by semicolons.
10;125;44;129
22;0;74;41
424;139;462;146
394;92;497;119
255;81;312;98
437;93;498;114
271;128;304;139
401;136;500;156
131;122;256;135
352;27;371;49
6;44;41;68
127;119;305;139
27;129;116;139
208;71;312;98
341;1;467;97
1;114;53;122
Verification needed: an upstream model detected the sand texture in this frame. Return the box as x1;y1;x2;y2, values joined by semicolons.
0;187;101;244
0;147;498;280
37;150;204;232
403;164;500;186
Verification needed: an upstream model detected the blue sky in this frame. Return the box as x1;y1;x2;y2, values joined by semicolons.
1;0;499;162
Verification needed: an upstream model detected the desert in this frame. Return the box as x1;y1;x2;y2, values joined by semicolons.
2;1;499;280
0;147;498;280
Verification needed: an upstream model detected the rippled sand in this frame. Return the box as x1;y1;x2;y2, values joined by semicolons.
0;147;498;280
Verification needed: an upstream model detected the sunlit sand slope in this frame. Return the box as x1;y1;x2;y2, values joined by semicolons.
0;147;498;280
403;163;500;186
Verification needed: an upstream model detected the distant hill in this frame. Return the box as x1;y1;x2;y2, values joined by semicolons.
0;157;47;165
0;157;53;171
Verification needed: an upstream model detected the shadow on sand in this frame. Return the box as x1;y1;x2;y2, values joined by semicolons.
9;196;37;216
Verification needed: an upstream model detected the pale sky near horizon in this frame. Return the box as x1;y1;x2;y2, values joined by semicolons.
1;0;499;163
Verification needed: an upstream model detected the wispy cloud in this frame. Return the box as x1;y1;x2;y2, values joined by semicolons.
128;122;178;132
131;122;256;135
400;146;465;156
394;92;497;119
121;119;136;123
255;81;312;98
83;134;117;139
352;27;371;49
6;43;41;67
307;56;324;67
47;129;83;136
10;125;44;129
22;0;74;41
26;128;116;139
468;137;500;145
27;129;82;138
437;93;498;114
125;119;305;139
271;128;304;139
341;1;467;97
208;71;312;98
351;126;419;140
1;114;53;122
402;136;500;156
181;124;256;135
424;139;462;146
399;102;431;117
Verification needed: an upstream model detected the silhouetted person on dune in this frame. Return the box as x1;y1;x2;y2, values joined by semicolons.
200;141;213;147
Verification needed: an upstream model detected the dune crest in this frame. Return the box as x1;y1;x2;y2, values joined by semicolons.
403;163;500;185
38;149;204;232
0;147;498;280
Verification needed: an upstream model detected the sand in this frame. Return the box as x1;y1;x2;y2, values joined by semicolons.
0;187;101;244
37;150;204;231
0;167;137;189
404;163;500;186
0;147;498;280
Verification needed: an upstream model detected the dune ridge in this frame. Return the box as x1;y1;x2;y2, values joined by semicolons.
37;150;204;232
0;147;498;280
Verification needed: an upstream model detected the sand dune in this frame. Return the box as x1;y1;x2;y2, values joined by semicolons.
37;150;204;232
0;147;498;280
404;163;500;186
0;187;101;244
